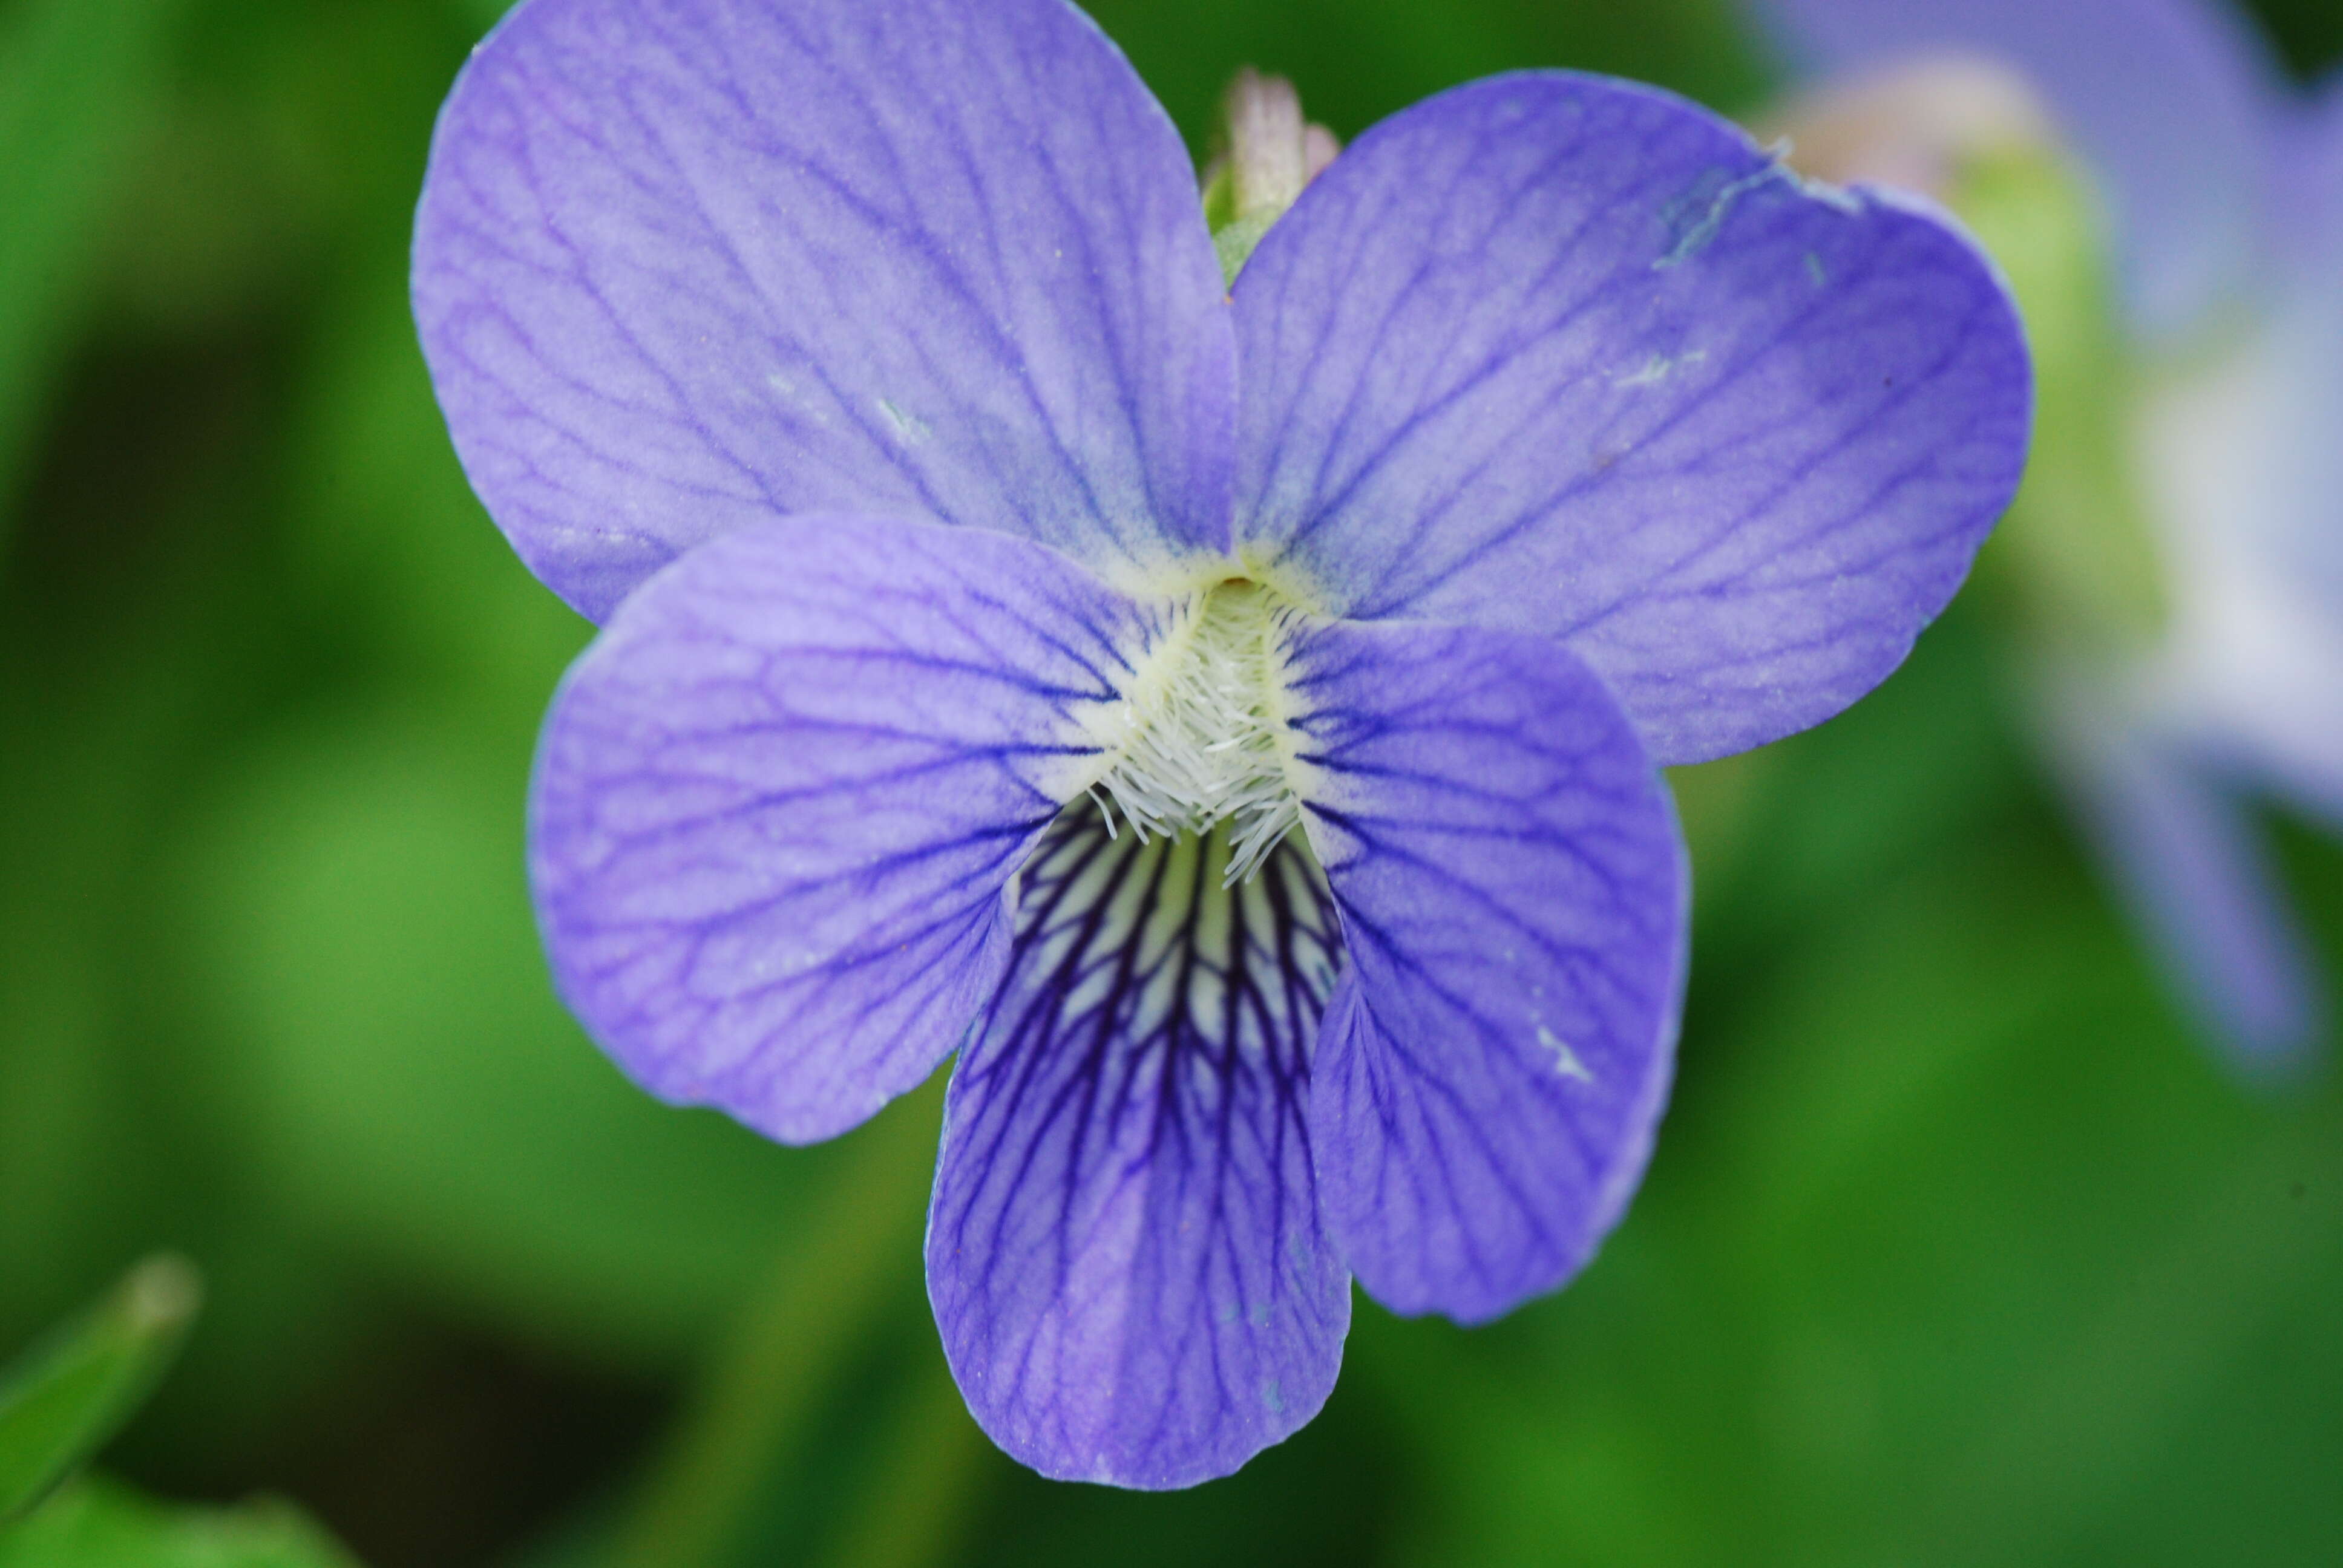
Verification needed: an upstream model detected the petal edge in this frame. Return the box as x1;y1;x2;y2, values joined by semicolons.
1285;613;1688;1321
530;511;1150;1142
415;0;1236;619
1234;72;2030;764
929;813;1351;1488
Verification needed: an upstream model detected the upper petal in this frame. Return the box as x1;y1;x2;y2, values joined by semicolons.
414;0;1235;621
530;509;1153;1143
929;812;1351;1488
1749;0;2286;338
1233;73;2029;765
1283;613;1688;1322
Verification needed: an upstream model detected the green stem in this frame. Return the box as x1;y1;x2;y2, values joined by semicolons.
605;1082;940;1568
814;1342;989;1568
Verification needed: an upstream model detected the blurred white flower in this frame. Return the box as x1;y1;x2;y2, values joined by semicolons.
1755;0;2343;1068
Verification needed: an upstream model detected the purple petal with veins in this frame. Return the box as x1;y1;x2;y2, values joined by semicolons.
413;0;2037;1490
929;810;1350;1489
1233;73;2030;765
530;511;1156;1143
415;0;1234;620
1286;614;1687;1322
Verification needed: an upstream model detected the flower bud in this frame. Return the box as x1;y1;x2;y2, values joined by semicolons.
1200;68;1340;285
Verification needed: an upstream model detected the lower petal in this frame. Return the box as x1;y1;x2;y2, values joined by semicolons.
1284;616;1688;1323
530;511;1150;1143
928;809;1351;1489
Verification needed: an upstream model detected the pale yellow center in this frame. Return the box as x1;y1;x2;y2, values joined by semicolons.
1080;578;1305;886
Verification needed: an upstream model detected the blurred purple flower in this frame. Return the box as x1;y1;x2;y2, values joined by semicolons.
1755;0;2343;1069
412;0;2027;1486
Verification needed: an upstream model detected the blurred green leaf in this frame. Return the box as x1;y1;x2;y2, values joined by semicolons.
0;942;149;1351
609;1088;939;1568
0;1258;201;1522
457;0;517;37
804;1346;989;1568
1691;831;2337;1565
171;711;811;1368
1369;784;2343;1568
0;632;217;1345
1083;0;1765;155
286;263;589;727
1358;1307;1715;1568
0;1477;358;1568
0;0;185;541
1687;607;2024;952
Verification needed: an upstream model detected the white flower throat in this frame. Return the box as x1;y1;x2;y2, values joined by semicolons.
1084;577;1305;887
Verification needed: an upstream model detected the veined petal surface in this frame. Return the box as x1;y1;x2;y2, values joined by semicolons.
415;0;1234;620
1751;0;2284;338
1233;73;2029;766
929;813;1350;1489
1286;615;1687;1322
531;511;1153;1143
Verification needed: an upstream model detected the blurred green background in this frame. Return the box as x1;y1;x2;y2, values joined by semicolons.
2;0;2339;1563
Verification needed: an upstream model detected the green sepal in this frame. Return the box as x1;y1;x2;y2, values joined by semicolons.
0;1477;359;1567
1950;147;2169;647
1200;161;1239;236
1202;145;1279;286
1211;212;1279;290
0;1258;202;1523
0;0;185;544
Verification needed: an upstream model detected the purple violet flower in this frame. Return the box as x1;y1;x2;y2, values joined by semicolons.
1754;0;2343;1069
411;0;2029;1486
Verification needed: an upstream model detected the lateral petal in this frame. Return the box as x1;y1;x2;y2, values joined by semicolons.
415;0;1234;620
530;511;1150;1143
1233;73;2029;765
1283;614;1688;1322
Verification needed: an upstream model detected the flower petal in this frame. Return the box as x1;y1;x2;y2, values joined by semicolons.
928;812;1351;1488
2260;85;2343;620
1233;74;2028;765
1283;614;1688;1322
1749;0;2285;337
530;510;1152;1143
2279;70;2343;274
2134;310;2343;818
2041;686;2325;1071
415;0;1234;621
